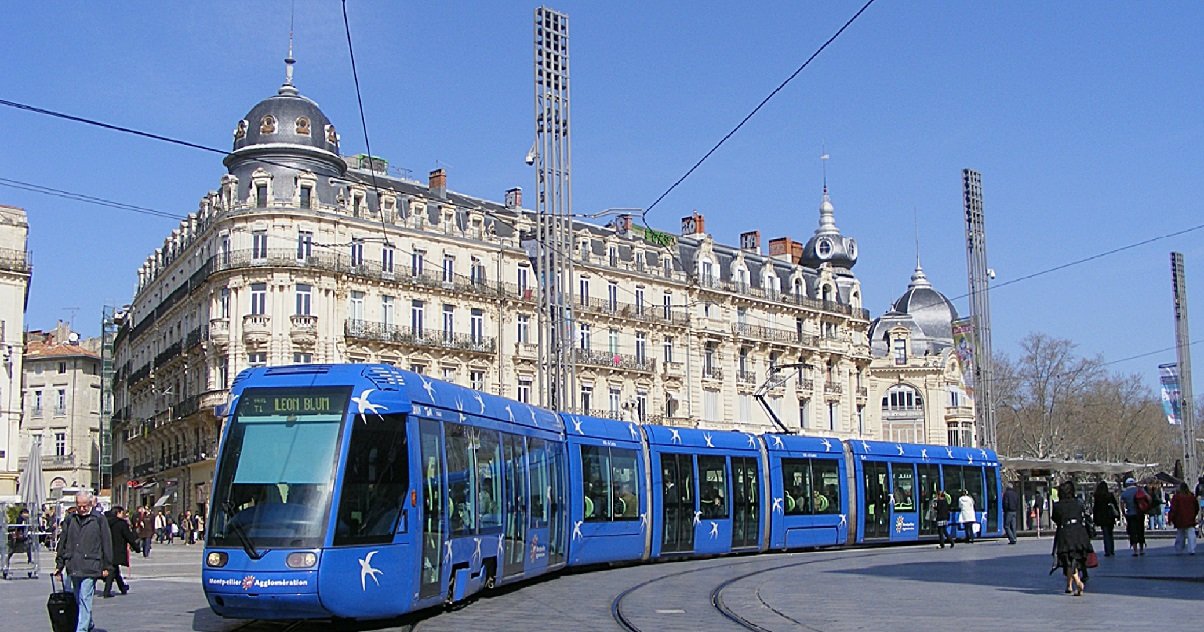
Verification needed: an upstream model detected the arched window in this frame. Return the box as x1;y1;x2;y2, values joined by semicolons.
295;116;311;135
260;115;277;134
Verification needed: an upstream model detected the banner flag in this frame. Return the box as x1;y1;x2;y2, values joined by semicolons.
1159;362;1183;425
951;318;975;398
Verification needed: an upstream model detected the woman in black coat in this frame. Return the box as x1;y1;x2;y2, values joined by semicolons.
104;506;142;598
932;489;954;549
1091;481;1119;557
1051;481;1093;596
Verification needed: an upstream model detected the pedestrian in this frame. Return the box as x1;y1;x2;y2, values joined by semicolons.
1119;477;1146;556
6;507;32;565
1146;485;1161;530
193;511;205;544
134;507;154;557
1091;481;1119;557
181;510;194;545
1050;480;1092;596
154;510;165;544
1168;482;1199;555
1032;490;1044;529
103;505;141;598
957;489;977;543
165;514;175;544
54;490;113;632
1002;482;1020;544
932;488;954;548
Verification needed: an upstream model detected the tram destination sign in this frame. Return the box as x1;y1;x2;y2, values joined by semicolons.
238;388;348;418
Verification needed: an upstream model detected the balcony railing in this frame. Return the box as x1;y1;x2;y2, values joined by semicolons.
736;370;757;385
824;382;843;395
572;348;655;372
344;320;496;354
0;247;32;274
702;366;724;380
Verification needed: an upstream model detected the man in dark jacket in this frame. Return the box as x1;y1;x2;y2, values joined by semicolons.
55;491;112;632
103;506;141;598
1002;482;1020;544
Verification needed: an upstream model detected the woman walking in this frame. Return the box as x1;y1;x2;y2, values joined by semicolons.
1092;481;1119;557
1051;480;1093;596
957;489;976;543
1169;482;1199;555
932;489;954;548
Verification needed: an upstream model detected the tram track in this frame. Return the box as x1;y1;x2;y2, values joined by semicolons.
613;550;883;632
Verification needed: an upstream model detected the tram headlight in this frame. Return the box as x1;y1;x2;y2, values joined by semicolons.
207;552;228;568
286;552;318;568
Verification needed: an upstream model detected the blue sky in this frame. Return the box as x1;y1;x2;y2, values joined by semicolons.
2;2;1202;394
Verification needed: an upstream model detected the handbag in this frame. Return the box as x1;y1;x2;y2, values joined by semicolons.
1085;551;1099;568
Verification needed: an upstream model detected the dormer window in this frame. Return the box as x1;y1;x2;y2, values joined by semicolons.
255;184;268;208
299;185;312;209
260;115;277;135
817;238;832;257
295;117;311;135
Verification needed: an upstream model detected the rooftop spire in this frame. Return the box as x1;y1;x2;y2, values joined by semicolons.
279;7;298;96
815;150;839;235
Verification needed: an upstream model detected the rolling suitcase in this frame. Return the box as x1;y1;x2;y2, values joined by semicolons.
48;574;78;632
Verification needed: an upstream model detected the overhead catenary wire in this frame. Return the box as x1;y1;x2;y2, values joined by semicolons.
640;0;878;223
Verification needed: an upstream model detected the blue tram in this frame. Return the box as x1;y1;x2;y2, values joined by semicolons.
202;364;1000;621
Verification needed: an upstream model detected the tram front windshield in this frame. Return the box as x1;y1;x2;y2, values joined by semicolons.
208;387;349;550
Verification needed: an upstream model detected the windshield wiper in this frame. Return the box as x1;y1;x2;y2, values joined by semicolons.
222;501;268;560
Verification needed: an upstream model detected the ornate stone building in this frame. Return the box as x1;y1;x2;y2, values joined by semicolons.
21;322;103;493
110;64;873;512
0;205;31;496
866;263;975;446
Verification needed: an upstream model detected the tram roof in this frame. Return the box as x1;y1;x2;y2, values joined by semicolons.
849;439;998;465
391;367;563;432
644;425;761;451
763;434;844;456
563;414;643;444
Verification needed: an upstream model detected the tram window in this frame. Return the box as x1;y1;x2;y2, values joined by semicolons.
476;430;502;531
581;446;610;522
698;456;728;519
943;466;966;505
580;446;640;521
891;465;915;512
965;467;984;510
811;459;840;514
781;459;812;515
610;449;639;519
333;413;409;546
528;438;548;528
446;423;476;536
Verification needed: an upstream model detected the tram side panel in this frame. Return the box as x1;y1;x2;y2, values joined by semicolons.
563;415;649;567
644;426;764;559
764;435;848;550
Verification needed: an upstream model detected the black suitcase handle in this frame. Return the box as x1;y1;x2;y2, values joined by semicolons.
50;571;67;593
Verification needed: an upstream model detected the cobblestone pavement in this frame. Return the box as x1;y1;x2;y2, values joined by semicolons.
4;535;1200;631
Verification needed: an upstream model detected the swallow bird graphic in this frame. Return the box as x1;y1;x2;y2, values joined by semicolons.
352;389;386;423
420;376;436;401
709;522;719;539
359;551;384;591
772;497;783;514
474;392;486;414
820;438;832;452
704;433;714;448
670;429;682;444
896;444;905;456
772;436;785;449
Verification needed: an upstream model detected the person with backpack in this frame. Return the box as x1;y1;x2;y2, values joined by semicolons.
1119;477;1147;556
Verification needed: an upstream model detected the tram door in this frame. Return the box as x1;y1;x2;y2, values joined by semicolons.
418;419;445;599
917;464;940;536
730;457;759;549
548;445;567;566
889;463;917;538
862;461;890;539
502;435;527;578
985;467;999;533
661;453;695;554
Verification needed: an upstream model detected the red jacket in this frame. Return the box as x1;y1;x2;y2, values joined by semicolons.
1169;491;1199;529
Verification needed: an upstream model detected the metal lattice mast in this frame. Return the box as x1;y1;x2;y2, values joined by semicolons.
99;305;117;492
962;169;996;449
1171;253;1197;480
534;7;575;411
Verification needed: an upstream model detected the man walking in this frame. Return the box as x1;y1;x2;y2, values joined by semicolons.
1002;482;1020;544
134;507;154;558
55;491;113;632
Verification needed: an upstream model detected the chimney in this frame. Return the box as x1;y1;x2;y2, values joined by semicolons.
614;213;634;235
680;211;705;236
505;187;522;209
791;241;803;263
768;237;796;262
739;230;761;255
429;168;447;199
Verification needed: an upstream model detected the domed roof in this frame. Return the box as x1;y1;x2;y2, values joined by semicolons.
223;54;346;178
888;264;958;341
800;187;858;269
232;85;339;154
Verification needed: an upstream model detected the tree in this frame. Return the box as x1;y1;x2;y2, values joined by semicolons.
994;333;1176;467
